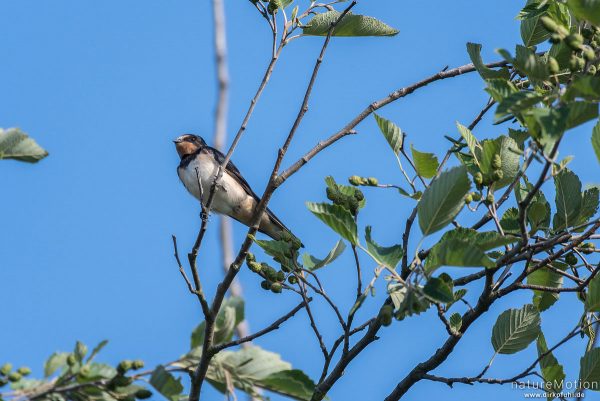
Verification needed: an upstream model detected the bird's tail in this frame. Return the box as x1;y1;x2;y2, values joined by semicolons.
263;208;304;248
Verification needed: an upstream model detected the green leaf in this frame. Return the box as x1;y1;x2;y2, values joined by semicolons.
259;370;316;401
302;11;399;37
191;297;243;349
480;136;522;189
207;345;317;400
411;145;439;179
520;0;552;46
567;0;600;25
457;122;481;166
496;91;544;121
519;1;570;47
425;238;496;273
44;353;69;378
579;348;600;390
485;79;518;103
150;366;183;401
79;363;117;382
466;43;510;80
523;107;569;150
423;275;454;303
566;101;599;130
87;340;108;363
0;128;48;163
425;228;517;272
449;313;462;332
388;284;431;320
374;113;403;154
306;202;358;244
586;275;600;312
302;240;346;271
499;46;549;85
553;169;583;231
500;207;520;234
255;238;297;271
527;266;563;312
417;166;471;236
565;76;600;101
364;226;403;269
537;332;566;398
576;187;600;228
491;304;541;354
593;120;600;164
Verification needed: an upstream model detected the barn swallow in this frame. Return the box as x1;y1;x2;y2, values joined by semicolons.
174;134;302;246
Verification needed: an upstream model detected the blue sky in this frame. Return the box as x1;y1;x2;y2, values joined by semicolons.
2;1;599;400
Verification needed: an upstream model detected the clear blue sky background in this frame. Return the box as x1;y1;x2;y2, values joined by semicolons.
2;1;599;400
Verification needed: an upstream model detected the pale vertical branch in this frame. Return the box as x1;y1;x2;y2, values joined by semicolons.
210;0;250;342
210;1;258;400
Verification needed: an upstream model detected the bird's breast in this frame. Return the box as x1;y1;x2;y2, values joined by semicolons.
178;154;251;215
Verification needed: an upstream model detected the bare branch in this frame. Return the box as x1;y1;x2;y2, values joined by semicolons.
213;300;309;352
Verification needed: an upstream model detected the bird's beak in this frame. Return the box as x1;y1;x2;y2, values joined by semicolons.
173;139;181;144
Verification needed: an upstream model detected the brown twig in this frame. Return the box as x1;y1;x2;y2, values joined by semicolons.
213;300;309;352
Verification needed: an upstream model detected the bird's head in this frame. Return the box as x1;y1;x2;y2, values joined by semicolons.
173;134;207;158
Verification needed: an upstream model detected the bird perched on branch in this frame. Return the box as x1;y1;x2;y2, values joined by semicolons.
174;134;302;246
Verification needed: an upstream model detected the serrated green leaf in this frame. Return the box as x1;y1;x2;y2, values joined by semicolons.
520;0;569;47
537;332;565;399
374;113;402;154
302;240;346;271
207;345;317;400
411;145;439;179
457;122;481;166
496;91;545;121
364;226;403;269
553;169;583;231
567;0;600;25
565;76;600;102
466;43;510;80
499;46;549;86
485;79;519;103
259;370;316;401
0;128;48;163
87;340;108;363
520;0;552;46
527;266;563;312
566;102;599;130
579;348;600;390
302;11;398;37
150;366;183;401
593;120;600;164
79;363;117;382
255;238;297;270
576;187;600;228
501;207;520;234
423;275;454;303
191;297;243;349
491;304;541;354
449;313;462;332
306;202;358;244
586;275;600;312
417;166;471;236
44;353;69;378
425;238;496;273
509;129;530;150
479;136;522;189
